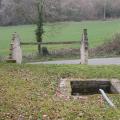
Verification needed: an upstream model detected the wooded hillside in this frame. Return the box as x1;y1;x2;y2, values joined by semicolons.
0;0;120;25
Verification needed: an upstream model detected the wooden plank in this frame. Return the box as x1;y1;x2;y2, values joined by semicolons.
21;41;80;45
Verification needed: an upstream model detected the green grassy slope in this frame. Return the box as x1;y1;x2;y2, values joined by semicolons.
0;63;120;119
0;19;120;56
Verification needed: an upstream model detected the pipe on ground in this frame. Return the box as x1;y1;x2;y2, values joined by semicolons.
99;89;116;108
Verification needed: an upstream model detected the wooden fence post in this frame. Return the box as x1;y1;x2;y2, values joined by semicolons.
80;29;89;64
7;33;22;64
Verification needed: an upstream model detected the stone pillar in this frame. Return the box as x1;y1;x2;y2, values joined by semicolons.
80;29;89;64
7;33;22;64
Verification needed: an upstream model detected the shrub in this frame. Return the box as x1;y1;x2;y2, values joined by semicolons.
90;33;120;57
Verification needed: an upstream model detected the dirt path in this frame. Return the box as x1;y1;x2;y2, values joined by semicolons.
29;57;120;65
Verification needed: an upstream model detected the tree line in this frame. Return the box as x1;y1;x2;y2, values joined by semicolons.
0;0;120;26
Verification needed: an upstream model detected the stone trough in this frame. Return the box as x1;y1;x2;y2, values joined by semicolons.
59;78;120;96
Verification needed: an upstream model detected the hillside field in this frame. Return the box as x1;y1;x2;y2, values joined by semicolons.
0;19;120;56
0;63;120;119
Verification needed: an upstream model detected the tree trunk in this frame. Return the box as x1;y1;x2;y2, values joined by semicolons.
38;43;42;55
103;0;106;20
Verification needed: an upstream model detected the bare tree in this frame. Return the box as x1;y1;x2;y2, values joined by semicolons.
103;0;107;20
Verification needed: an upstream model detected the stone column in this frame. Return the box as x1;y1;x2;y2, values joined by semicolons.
7;33;22;64
80;29;89;64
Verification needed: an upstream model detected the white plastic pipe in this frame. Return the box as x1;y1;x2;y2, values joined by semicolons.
99;89;115;108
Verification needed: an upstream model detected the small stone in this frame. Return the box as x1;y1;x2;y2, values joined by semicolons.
43;114;48;118
78;112;84;117
18;115;24;120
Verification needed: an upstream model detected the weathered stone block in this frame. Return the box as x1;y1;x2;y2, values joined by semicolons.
7;33;22;64
59;78;120;96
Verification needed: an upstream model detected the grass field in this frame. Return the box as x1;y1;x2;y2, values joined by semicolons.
0;63;120;119
0;19;120;56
